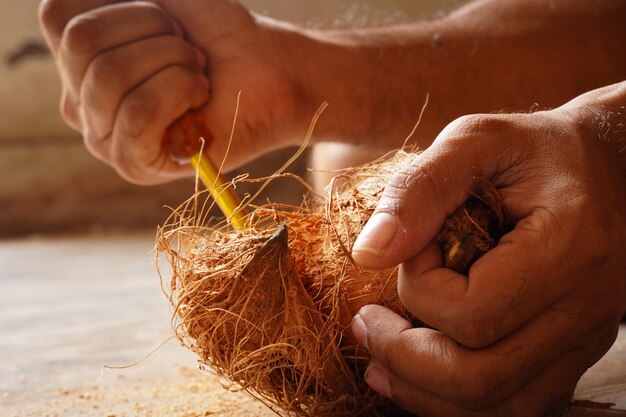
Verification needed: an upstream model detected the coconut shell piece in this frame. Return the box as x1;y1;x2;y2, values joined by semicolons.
437;176;508;274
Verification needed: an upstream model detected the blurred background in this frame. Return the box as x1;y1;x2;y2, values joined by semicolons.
0;0;466;237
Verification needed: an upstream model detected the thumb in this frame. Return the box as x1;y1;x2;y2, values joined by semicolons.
351;114;516;269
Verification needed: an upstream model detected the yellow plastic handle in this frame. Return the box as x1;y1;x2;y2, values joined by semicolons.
190;151;248;230
165;114;248;230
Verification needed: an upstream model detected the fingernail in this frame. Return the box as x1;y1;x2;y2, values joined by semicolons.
365;363;391;398
351;313;368;350
194;47;207;68
352;212;397;258
171;156;191;165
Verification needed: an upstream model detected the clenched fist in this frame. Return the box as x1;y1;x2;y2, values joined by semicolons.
351;83;626;417
39;0;309;184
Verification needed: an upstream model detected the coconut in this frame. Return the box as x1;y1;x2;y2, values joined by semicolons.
156;150;507;417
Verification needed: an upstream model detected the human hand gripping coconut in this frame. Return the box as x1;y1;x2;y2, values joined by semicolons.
156;134;509;416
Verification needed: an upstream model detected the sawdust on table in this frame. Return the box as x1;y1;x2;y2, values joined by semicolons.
3;365;276;417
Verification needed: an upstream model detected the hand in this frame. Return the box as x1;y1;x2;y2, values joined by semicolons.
39;0;308;184
350;84;626;416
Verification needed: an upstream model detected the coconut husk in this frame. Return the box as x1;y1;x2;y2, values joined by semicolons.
156;150;507;417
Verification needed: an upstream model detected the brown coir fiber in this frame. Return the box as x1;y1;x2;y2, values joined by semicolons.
157;150;507;417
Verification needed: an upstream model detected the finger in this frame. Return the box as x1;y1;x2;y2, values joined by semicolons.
351;113;535;269
372;326;617;417
80;35;206;141
367;362;569;417
109;65;209;185
401;239;443;277
398;208;573;348
352;302;617;410
58;1;183;96
60;88;82;131
39;0;128;53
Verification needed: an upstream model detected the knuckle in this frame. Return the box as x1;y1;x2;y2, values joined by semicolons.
404;159;442;197
109;143;126;169
38;0;63;33
111;148;142;185
449;362;501;410
380;334;407;376
86;53;124;95
83;133;108;162
450;311;495;349
444;114;512;141
128;2;176;32
59;92;80;129
126;2;175;32
161;37;201;70
383;156;449;216
380;329;426;379
63;14;102;54
120;90;159;141
383;166;423;212
118;170;145;186
133;1;168;16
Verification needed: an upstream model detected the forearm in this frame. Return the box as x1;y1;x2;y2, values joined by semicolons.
281;0;626;150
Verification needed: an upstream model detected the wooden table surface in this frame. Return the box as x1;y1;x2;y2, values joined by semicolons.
1;234;624;416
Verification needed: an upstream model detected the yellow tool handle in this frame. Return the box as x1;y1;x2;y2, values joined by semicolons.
189;151;247;230
165;114;248;230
